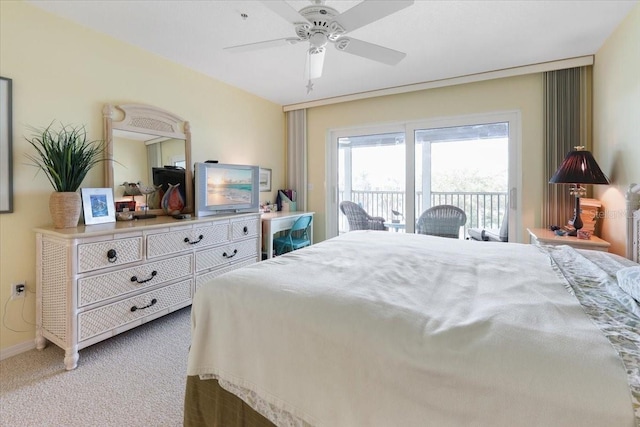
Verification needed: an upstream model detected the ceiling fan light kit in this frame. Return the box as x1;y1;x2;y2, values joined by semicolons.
225;0;414;93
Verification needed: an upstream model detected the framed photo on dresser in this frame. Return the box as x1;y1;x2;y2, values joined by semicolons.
81;188;115;225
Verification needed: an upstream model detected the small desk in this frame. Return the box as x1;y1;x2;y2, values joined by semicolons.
261;211;315;259
527;227;610;252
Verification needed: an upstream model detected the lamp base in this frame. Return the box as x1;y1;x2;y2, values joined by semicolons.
567;196;583;236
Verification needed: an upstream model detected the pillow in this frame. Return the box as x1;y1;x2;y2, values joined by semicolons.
616;266;640;303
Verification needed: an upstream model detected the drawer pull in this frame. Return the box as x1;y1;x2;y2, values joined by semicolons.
130;270;158;284
130;298;157;312
107;249;118;263
184;234;204;245
243;226;249;235
223;249;238;259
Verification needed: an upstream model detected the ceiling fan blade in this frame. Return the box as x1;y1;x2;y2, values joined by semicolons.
335;37;406;65
261;0;307;25
305;48;326;80
225;38;300;53
332;0;414;33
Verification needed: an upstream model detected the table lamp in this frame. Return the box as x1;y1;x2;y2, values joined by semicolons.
549;146;610;236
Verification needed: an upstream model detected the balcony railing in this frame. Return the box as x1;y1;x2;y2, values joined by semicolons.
339;190;508;236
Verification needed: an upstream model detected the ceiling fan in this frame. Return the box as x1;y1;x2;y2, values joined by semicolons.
225;0;414;92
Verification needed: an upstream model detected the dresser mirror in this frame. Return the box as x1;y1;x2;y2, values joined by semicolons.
103;104;193;216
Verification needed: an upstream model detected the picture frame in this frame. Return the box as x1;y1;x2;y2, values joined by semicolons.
0;77;13;213
259;167;272;192
81;188;116;225
115;200;136;213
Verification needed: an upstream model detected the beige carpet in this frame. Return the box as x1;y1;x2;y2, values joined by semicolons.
0;307;191;427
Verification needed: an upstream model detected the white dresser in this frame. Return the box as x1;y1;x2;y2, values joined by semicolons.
35;213;260;370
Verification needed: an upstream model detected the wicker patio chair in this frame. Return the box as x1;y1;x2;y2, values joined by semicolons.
339;201;387;231
416;205;467;238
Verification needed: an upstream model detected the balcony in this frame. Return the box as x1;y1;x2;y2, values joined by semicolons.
339;190;508;236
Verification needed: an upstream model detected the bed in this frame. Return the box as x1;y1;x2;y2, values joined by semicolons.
185;187;640;427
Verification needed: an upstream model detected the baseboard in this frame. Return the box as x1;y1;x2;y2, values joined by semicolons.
0;339;36;361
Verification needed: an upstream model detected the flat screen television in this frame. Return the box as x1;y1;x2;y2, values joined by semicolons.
194;162;260;217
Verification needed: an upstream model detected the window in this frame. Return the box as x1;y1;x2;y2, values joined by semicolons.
327;112;520;240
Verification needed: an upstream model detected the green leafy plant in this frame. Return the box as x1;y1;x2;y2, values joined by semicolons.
25;122;106;192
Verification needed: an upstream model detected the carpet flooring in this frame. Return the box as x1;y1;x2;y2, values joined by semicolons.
0;307;191;427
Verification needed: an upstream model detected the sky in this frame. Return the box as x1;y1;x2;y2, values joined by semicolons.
342;137;508;191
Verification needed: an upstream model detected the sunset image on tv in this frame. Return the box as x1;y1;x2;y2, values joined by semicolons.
205;168;252;205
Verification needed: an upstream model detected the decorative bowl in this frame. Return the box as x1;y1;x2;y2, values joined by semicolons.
116;211;135;221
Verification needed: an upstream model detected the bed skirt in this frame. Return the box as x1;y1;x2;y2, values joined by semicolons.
184;376;275;427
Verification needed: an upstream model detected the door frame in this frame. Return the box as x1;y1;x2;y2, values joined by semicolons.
326;110;522;241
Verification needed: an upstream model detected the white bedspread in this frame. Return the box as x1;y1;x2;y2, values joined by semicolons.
187;231;636;427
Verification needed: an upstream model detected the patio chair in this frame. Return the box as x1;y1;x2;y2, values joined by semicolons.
416;205;467;238
274;214;313;255
467;213;509;242
339;201;387;231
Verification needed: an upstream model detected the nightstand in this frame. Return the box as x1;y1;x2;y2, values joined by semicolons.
527;228;610;252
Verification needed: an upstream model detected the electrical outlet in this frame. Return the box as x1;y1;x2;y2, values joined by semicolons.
11;282;26;300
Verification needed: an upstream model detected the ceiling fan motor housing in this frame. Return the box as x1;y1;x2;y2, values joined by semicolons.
295;4;345;44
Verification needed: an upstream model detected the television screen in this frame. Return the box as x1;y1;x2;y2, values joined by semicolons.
194;162;259;217
205;167;253;206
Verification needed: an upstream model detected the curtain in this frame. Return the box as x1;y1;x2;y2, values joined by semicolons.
286;109;307;211
543;66;591;227
146;143;161;185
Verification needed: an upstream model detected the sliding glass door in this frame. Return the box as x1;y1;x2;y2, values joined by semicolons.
337;132;405;234
327;112;520;240
414;123;509;237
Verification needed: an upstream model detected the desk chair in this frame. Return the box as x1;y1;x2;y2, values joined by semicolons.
416;205;467;239
274;215;313;255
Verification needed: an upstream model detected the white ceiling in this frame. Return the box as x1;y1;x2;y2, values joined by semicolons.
28;0;637;107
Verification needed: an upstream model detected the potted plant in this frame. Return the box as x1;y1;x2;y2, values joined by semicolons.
26;122;106;228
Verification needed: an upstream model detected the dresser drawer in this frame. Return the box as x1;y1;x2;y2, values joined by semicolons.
231;217;259;240
78;279;192;342
195;258;256;291
147;223;229;258
78;237;143;273
78;254;193;307
195;238;258;272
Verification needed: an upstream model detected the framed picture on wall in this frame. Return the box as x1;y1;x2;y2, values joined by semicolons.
259;168;272;192
81;188;116;225
0;76;12;213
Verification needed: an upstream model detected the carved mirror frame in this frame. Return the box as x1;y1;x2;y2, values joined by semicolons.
103;104;193;216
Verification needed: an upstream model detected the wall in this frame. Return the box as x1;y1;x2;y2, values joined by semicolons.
0;2;285;354
306;74;543;243
114;137;148;198
593;2;640;256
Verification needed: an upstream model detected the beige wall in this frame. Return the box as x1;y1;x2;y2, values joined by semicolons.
113;137;148;199
0;2;285;353
593;2;640;256
306;74;544;243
